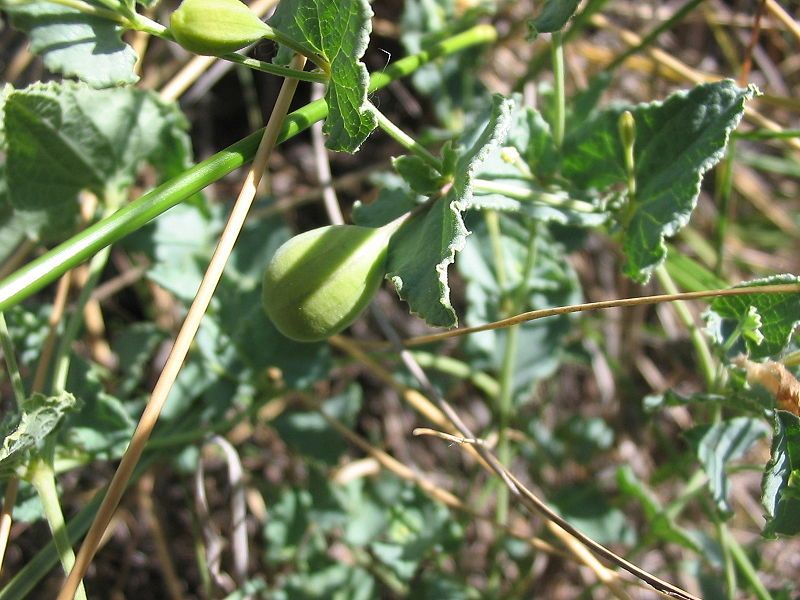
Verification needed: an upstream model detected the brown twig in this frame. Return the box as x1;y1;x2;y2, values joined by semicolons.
138;473;184;600
57;55;307;600
394;284;800;348
413;429;699;599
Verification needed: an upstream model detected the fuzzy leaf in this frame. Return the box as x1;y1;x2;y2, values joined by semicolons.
0;392;79;476
686;417;770;514
471;96;606;227
386;94;514;327
527;0;581;38
762;410;800;537
708;274;800;360
268;0;375;152
3;1;138;88
4;82;191;240
562;80;755;282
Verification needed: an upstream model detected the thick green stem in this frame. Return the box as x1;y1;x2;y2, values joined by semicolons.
0;313;26;408
0;24;496;313
550;31;566;149
369;102;443;172
654;265;717;390
28;460;87;600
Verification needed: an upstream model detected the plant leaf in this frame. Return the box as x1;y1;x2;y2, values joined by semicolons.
762;410;800;537
267;0;376;152
470;96;606;227
562;80;755;282
4;81;191;241
458;214;582;398
3;1;138;88
527;0;581;39
708;274;800;360
386;94;514;327
686;416;770;514
0;392;79;477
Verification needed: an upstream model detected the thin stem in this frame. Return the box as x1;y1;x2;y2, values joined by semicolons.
0;313;26;408
58;55;307;600
550;31;566;149
50;247;111;395
606;0;706;72
484;212;508;300
0;24;497;313
396;283;800;348
654;266;717;390
472;179;598;212
713;138;736;276
734;128;800;140
408;351;500;398
495;323;519;525
29;460;87;600
223;54;328;84
368;102;443;172
727;533;772;600
43;0;125;22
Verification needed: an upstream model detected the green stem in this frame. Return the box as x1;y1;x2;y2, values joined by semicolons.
472;179;597;212
550;31;566;149
28;460;87;600
44;0;125;22
495;223;538;525
0;24;497;313
717;520;738;599
50;246;111;395
495;323;519;525
734;129;800;140
727;533;773;600
409;351;500;398
654;265;717;390
713;138;736;276
484;211;508;303
0;453;159;600
0;313;26;408
368;102;443;172
223;54;328;84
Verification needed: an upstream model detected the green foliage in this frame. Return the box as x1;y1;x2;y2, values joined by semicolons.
762;411;800;537
0;392;79;477
3;82;190;241
385;94;513;327
562;80;754;281
527;0;581;38
708;274;800;359
686;417;770;514
0;0;795;596
2;1;138;87
268;0;376;152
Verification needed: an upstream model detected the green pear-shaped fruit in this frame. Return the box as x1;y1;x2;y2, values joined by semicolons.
170;0;271;56
262;221;401;342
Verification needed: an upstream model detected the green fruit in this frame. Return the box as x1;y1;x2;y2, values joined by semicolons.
170;0;271;56
262;221;401;342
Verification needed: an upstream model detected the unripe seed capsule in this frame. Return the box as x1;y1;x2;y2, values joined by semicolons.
262;220;403;342
170;0;271;56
